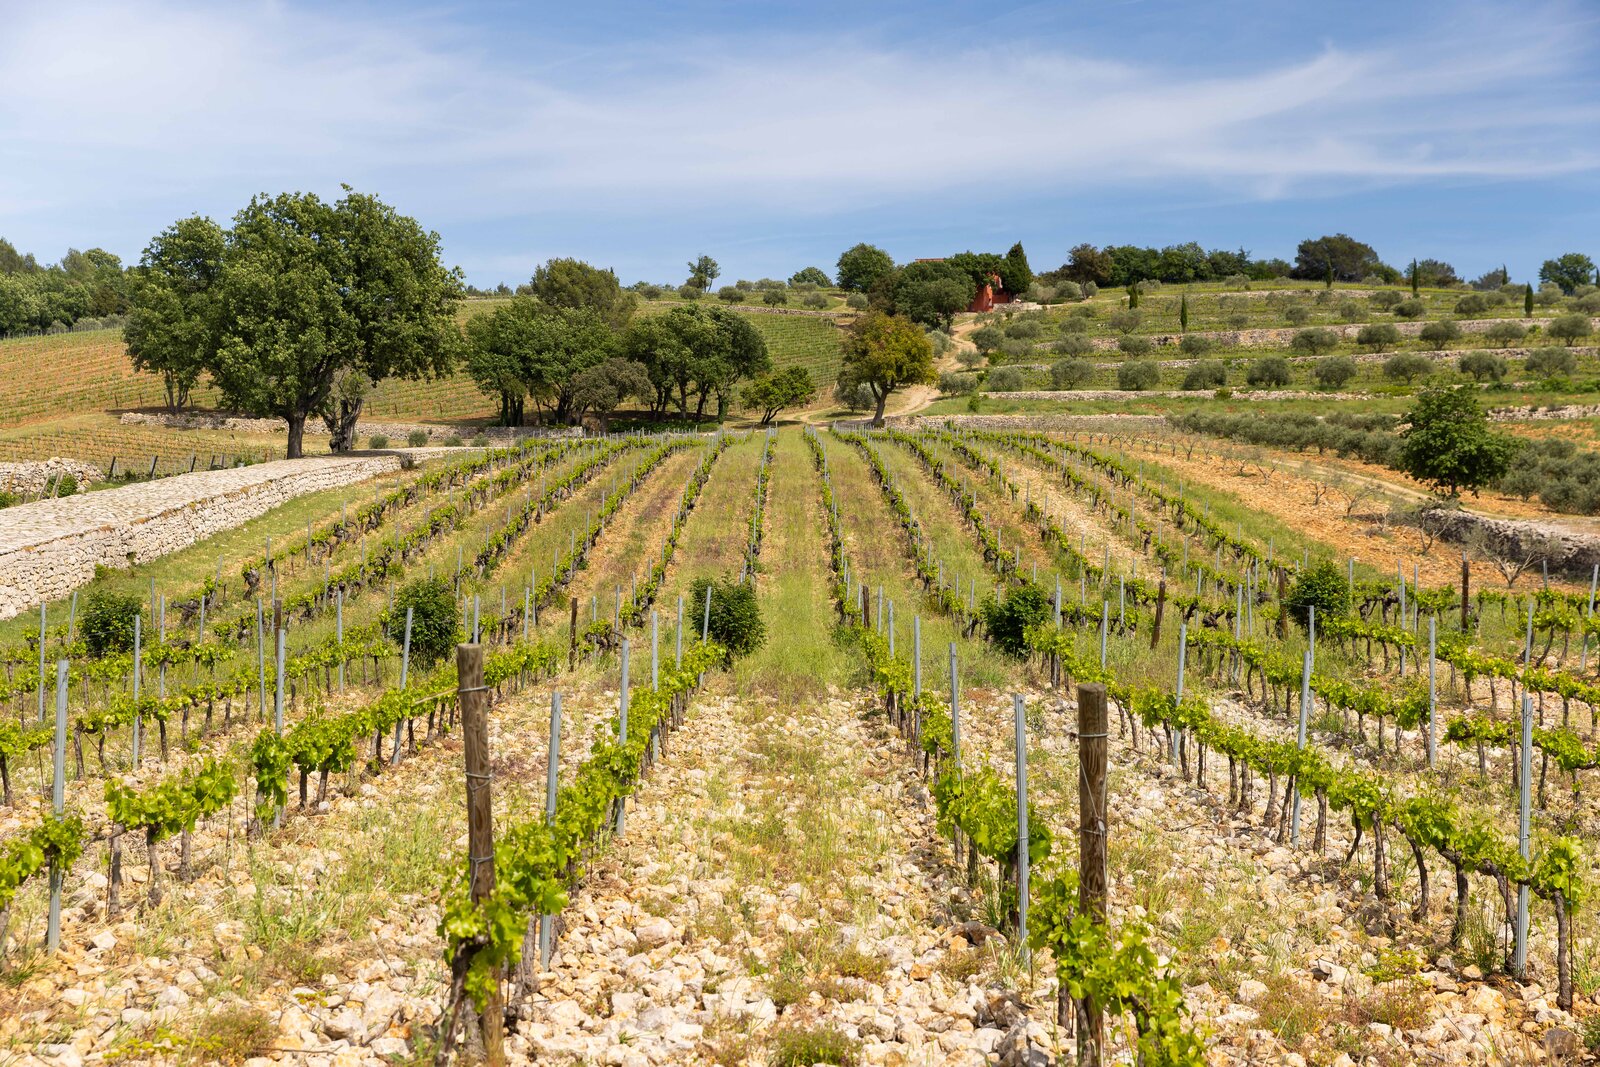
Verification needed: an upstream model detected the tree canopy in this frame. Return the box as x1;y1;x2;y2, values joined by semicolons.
1398;385;1518;497
880;260;975;332
1540;253;1596;295
836;243;896;293
739;366;814;425
528;258;637;327
686;254;720;291
126;188;463;457
124;216;226;411
1291;234;1392;283
623;303;769;420
837;311;936;426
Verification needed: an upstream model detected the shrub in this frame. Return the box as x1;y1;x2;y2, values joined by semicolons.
689;575;765;658
1054;334;1093;358
1314;355;1357;389
1290;328;1339;356
1392;298;1427;320
1004;317;1045;340
470;433;490;447
845;293;869;309
367;433;390;448
677;284;702;300
55;473;78;496
638;284;663;300
1484;320;1526;346
81;590;142;657
1225;313;1250;331
1246;356;1292;388
717;286;743;303
1117;335;1152;357
1117;360;1160;391
938;372;978;396
1050;358;1094;389
1356;323;1401;350
382;577;460;670
955;348;984;370
1535;283;1563;307
981;584;1050;657
1284;560;1351;628
1370;290;1404;311
1335;299;1363;322
406;430;430;447
1055;280;1084;301
1108;309;1143;334
1548;313;1593;345
1178;333;1214;356
802;292;828;309
1418;319;1461;350
1525;347;1578;377
443;434;463;447
1283;304;1311;326
1454;293;1489;316
0;490;20;508
1573;293;1600;314
763;288;788;307
1182;360;1226;391
926;329;954;356
1383;352;1434;384
971;325;1004;354
996;338;1034;362
984;366;1024;391
1458;351;1507;382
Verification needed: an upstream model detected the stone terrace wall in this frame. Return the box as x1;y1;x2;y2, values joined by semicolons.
0;454;402;619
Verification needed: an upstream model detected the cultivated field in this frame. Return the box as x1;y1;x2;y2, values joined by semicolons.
2;404;1597;1066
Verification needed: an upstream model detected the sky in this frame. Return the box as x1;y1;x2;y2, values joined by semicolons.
2;0;1598;288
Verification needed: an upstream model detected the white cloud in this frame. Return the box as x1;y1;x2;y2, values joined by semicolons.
0;0;1595;262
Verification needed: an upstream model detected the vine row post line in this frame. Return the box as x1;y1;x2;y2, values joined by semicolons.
1013;693;1029;970
1515;692;1532;979
1427;617;1438;769
1290;648;1311;845
273;601;286;830
391;608;414;768
1172;623;1187;767
616;639;630;836
131;615;142;767
948;642;962;866
47;659;66;953
457;641;504;1066
36;603;46;724
650;612;661;765
1078;681;1108;1067
538;691;562;970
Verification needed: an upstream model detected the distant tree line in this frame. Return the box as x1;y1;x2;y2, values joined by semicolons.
0;239;131;335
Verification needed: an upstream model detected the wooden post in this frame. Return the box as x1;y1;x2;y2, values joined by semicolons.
568;596;579;666
1276;568;1289;638
457;642;504;1065
47;660;67;953
860;585;871;630
1460;553;1471;632
1149;577;1166;649
1077;682;1108;1066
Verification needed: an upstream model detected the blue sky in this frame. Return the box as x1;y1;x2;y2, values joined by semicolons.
2;0;1598;287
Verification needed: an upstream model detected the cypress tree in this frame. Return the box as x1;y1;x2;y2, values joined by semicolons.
1410;258;1419;296
1324;262;1334;289
1525;283;1534;317
1127;283;1140;309
1179;293;1189;332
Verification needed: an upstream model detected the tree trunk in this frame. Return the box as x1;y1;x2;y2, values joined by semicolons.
323;395;363;453
146;827;163;906
1450;864;1468;947
872;388;888;428
286;412;307;460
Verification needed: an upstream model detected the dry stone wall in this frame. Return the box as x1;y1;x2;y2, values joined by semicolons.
0;454;402;619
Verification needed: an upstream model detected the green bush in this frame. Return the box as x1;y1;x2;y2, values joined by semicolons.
1290;328;1339;356
443;434;463;447
1117;360;1160;391
81;590;142;657
763;288;788;307
383;577;461;670
1178;333;1213;356
1284;560;1351;628
1418;319;1461;350
367;433;390;448
1050;358;1094;389
1356;323;1402;350
984;366;1024;391
717;286;743;303
845;293;868;310
1526;347;1578;377
982;584;1051;657
1392;298;1427;320
55;473;78;496
1182;360;1226;391
1314;355;1357;389
1548;313;1593;345
1484;320;1526;346
802;292;828;309
406;430;430;448
1117;335;1152;357
1246;356;1292;388
0;490;19;509
1454;293;1489;316
470;433;490;447
1053;334;1093;358
677;284;702;301
689;575;765;658
1383;352;1434;384
1458;351;1507;382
